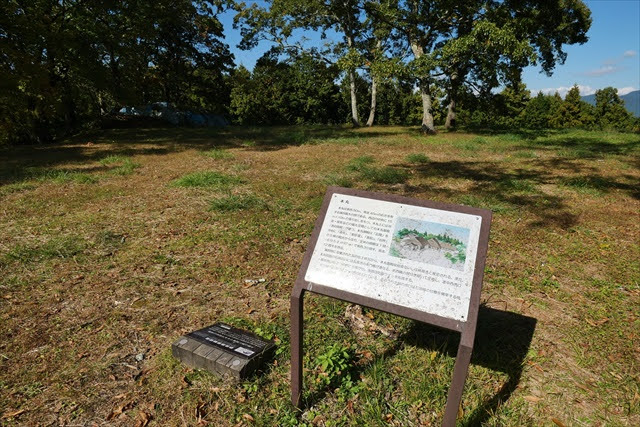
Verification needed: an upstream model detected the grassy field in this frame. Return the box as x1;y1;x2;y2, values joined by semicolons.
0;126;638;426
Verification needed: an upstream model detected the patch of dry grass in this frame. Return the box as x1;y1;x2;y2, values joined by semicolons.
0;126;638;425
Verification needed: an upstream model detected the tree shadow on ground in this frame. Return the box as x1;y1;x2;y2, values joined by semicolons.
0;126;403;186
401;306;537;426
518;134;640;158
400;152;639;229
301;306;536;425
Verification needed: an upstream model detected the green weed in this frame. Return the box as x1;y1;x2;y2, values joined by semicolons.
99;155;127;165
100;155;140;176
346;155;376;171
171;171;243;189
560;176;609;195
4;236;86;264
360;166;409;184
313;343;359;394
513;150;538;158
36;169;98;184
405;153;430;164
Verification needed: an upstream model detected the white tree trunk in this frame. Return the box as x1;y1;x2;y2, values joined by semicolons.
349;69;360;127
366;73;377;126
347;35;360;127
410;41;436;134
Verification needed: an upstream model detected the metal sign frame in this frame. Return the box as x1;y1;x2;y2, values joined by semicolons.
290;187;492;426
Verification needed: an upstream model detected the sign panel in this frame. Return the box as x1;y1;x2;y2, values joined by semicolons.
304;193;483;321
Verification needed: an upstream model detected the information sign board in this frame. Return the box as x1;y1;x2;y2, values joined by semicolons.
290;187;492;426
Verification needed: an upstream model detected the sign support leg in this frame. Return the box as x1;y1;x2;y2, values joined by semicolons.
290;286;305;409
442;341;473;426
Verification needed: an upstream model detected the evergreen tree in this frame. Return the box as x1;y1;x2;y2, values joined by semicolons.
557;85;595;128
595;87;635;130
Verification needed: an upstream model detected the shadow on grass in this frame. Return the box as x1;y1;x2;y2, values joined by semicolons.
0;125;404;186
402;306;537;426
400;154;639;228
300;305;536;425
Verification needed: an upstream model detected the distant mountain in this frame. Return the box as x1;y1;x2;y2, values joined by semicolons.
582;90;640;117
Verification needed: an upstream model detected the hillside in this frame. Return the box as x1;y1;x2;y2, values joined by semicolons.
582;90;640;117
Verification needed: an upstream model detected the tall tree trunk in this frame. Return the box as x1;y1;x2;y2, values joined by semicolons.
366;72;377;126
445;98;456;130
366;39;382;127
445;73;458;130
346;35;360;127
410;41;436;134
419;80;436;134
349;69;360;127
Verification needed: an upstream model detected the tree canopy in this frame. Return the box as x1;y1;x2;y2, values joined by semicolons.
2;0;638;146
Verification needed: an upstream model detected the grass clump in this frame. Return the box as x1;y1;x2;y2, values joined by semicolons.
560;176;608;195
35;169;98;184
405;153;430;164
203;148;234;160
4;236;86;264
171;171;243;189
209;194;264;211
100;155;140;176
346;155;376;171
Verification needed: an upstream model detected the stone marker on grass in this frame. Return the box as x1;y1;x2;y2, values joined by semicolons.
172;322;275;380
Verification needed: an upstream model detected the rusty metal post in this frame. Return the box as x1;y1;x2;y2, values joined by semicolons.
290;285;305;408
442;331;474;426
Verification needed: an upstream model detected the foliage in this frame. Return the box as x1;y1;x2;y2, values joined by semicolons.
557;85;596;128
1;0;233;145
595;87;635;131
230;53;344;125
313;343;359;396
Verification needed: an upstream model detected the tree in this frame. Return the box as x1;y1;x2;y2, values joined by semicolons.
557;85;595;128
520;91;563;129
229;51;343;125
379;0;591;134
595;87;634;131
235;0;366;127
0;0;234;145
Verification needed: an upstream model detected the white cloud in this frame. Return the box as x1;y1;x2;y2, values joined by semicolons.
618;86;637;95
623;50;637;57
583;65;619;77
535;85;595;97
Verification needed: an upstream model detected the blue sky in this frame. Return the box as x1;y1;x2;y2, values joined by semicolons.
219;0;639;97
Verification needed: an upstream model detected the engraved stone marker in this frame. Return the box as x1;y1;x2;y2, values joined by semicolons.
172;323;275;380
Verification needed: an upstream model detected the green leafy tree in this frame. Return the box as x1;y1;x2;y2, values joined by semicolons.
235;0;366;126
595;87;634;131
520;92;564;129
379;0;591;133
0;0;233;145
553;85;594;128
230;52;343;125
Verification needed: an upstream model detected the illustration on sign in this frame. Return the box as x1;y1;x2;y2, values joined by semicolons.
389;217;470;272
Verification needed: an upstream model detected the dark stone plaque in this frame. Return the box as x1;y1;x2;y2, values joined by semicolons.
172;323;275;380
